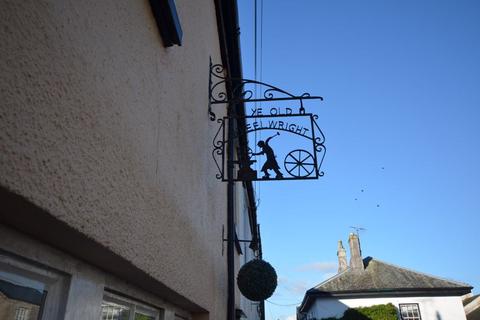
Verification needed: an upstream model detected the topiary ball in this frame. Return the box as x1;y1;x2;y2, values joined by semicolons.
237;259;277;301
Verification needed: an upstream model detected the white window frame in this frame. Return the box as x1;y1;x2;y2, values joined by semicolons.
102;291;161;320
0;251;69;319
399;303;422;320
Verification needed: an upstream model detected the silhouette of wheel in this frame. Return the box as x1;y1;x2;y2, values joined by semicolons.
284;149;315;178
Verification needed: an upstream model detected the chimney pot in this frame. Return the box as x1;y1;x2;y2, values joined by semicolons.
348;233;364;271
337;240;348;273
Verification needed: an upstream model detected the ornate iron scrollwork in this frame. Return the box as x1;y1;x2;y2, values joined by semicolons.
208;60;326;182
211;114;326;182
208;59;323;121
212;118;225;180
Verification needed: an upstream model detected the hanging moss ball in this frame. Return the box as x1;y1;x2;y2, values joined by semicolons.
237;259;277;301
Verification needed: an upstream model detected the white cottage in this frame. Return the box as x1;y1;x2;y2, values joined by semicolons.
297;234;473;320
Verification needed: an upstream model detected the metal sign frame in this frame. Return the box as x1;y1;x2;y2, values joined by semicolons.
209;59;326;182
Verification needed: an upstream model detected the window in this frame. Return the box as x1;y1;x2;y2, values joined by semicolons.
101;292;161;320
399;303;422;320
0;251;68;320
14;307;30;320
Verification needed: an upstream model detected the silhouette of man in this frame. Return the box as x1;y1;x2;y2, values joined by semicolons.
252;132;283;179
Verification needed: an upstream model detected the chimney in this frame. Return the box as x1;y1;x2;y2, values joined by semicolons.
337;240;348;273
348;233;364;271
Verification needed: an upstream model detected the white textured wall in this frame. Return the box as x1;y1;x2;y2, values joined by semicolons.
0;0;231;318
308;295;467;320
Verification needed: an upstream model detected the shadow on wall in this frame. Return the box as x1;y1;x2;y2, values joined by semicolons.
300;294;350;320
436;311;443;320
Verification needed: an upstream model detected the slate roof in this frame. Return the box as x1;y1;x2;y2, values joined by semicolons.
314;257;470;292
298;256;472;313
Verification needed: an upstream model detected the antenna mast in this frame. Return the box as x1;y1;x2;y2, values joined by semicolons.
350;226;366;237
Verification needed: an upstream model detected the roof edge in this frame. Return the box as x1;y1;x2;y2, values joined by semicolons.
299;256;473;314
299;286;473;313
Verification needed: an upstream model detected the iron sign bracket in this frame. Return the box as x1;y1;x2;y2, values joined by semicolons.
208;59;326;182
208;58;323;121
222;225;255;256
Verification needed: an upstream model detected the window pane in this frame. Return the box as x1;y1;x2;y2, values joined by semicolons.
399;304;421;320
102;292;160;320
135;313;156;320
0;270;46;320
101;301;131;320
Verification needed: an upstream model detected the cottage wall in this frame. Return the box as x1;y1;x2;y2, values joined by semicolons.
308;295;467;320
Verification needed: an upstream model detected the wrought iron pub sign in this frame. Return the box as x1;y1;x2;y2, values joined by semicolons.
209;61;326;182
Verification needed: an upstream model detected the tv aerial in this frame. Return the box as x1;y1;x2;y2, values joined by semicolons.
350;226;366;236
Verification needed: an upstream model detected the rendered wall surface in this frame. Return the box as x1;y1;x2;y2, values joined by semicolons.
308;295;467;320
0;0;229;317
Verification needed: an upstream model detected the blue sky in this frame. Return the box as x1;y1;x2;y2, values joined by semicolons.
238;1;480;319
